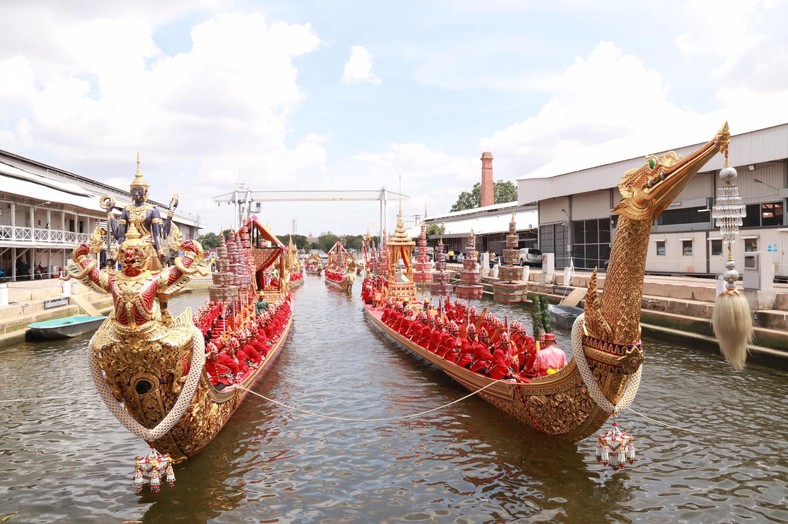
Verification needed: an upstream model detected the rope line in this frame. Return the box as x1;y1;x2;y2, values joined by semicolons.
571;313;641;415
89;322;206;442
236;379;503;422
1;386;705;436
625;407;702;434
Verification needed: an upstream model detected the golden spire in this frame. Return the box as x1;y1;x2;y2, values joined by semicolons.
130;152;150;190
389;175;413;246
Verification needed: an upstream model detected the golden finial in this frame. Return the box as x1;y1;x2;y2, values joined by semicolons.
130;152;150;190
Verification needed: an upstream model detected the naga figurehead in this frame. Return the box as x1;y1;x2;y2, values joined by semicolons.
614;122;730;222
584;122;730;344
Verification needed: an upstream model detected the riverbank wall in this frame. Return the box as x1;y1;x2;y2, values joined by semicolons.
450;264;788;371
0;276;213;348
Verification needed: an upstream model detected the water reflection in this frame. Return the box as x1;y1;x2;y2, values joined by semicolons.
0;278;785;523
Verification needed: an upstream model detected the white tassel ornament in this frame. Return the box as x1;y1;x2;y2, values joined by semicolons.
595;421;636;470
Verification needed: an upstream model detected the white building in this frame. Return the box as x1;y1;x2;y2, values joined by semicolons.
0;150;201;281
419;202;538;262
519;121;788;280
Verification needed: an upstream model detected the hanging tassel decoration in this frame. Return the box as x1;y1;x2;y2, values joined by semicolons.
595;421;636;470
133;459;144;493
133;446;176;493
166;464;176;487
711;144;753;370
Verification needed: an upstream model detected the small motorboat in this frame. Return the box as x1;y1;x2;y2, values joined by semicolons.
548;304;583;330
27;315;106;340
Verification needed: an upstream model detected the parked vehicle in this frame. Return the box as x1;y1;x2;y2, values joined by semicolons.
518;248;543;267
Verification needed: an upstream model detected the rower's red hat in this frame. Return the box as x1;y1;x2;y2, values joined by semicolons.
542;333;556;342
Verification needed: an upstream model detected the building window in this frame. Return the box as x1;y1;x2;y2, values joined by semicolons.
539;222;570;269
656;240;666;256
744;238;758;252
762;202;784;226
659;206;709;225
743;202;784;227
571;218;611;270
710;239;723;256
682;240;693;256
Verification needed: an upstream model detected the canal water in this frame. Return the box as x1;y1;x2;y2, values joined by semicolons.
1;276;785;523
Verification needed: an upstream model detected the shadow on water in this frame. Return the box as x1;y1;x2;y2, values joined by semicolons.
361;313;635;523
138;333;297;522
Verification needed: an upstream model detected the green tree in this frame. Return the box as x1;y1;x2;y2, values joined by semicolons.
495;180;517;204
451;183;480;212
425;223;445;247
197;232;221;251
317;232;339;253
450;180;518;212
344;235;364;250
279;234;310;251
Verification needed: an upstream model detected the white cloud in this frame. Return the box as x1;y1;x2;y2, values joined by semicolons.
354;143;479;219
674;0;788;98
480;42;697;175
0;7;323;232
1;1;786;236
342;45;382;85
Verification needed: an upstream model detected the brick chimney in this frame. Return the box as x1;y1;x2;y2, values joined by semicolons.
480;152;494;207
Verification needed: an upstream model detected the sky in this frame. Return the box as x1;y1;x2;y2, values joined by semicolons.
1;0;787;238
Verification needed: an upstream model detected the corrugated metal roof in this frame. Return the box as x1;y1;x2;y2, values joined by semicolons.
415;208;538;238
521;97;788;183
0;158;201;227
519;121;788;204
0;160;95;197
1;173;101;211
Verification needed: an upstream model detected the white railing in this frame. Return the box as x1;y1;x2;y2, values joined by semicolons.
15;227;32;241
33;229;50;241
0;226;90;245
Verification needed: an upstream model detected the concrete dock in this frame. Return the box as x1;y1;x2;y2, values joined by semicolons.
1;271;786;370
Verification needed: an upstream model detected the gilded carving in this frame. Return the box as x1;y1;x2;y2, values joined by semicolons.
367;124;730;443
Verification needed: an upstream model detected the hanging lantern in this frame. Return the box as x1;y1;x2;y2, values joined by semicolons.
595;421;636;470
711;140;753;370
133;446;176;493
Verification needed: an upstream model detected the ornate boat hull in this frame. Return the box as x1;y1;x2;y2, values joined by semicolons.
75;208;296;464
325;275;352;293
289;274;304;288
365;304;613;442
363;123;731;444
92;300;293;462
